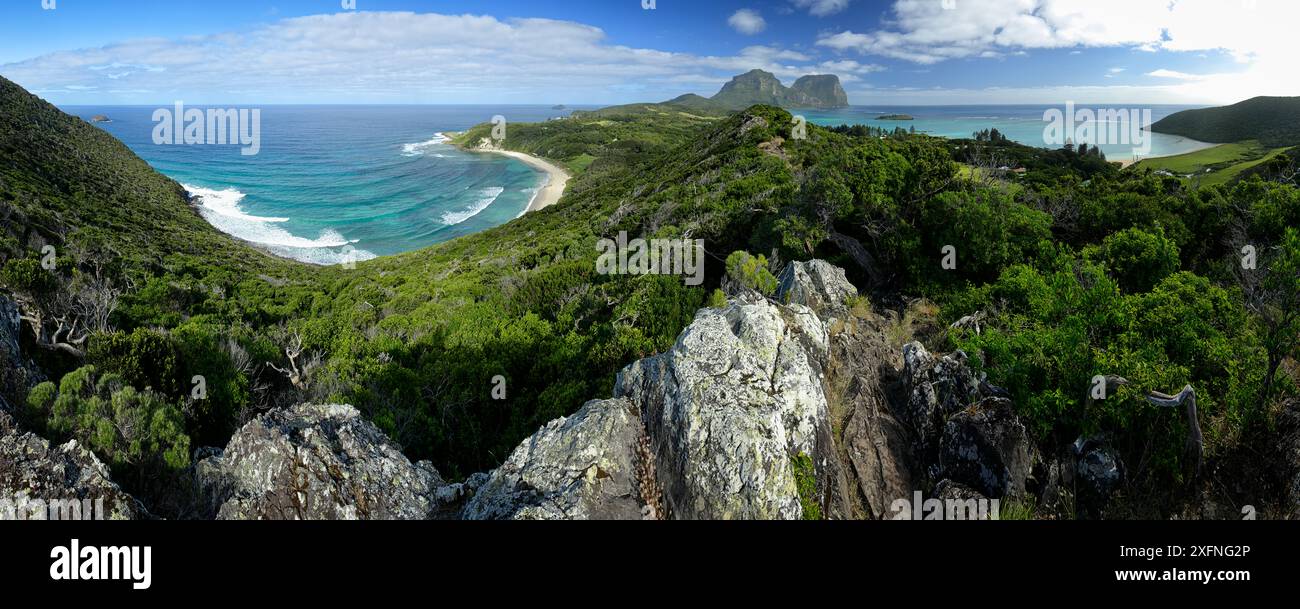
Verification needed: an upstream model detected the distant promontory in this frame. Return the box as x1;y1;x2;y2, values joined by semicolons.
571;69;850;119
710;69;850;110
1150;96;1300;147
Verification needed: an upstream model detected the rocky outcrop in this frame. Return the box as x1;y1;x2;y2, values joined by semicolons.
199;260;1044;521
463;398;648;520
195;403;460;520
0;295;35;413
463;260;863;520
789;75;850;109
616;291;834;519
939;397;1032;498
896;341;1034;502
711;69;849;110
778;260;857;312
898;343;983;457
0;411;140;520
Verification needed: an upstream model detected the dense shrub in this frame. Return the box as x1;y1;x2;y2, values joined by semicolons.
1084;227;1181;293
28;366;190;478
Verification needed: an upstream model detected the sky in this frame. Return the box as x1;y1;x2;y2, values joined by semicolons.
1;0;1297;106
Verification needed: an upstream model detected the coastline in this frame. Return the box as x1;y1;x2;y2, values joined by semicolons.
1121;139;1221;169
493;149;570;212
442;132;570;212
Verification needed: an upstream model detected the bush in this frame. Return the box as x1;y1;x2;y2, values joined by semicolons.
87;328;179;395
1085;227;1180;293
914;189;1053;286
1;257;56;295
28;365;190;475
725;251;778;296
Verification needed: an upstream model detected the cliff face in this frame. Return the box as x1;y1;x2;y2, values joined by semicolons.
711;69;849;110
789;75;850;109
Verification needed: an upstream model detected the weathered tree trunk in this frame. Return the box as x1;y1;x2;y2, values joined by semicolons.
1145;385;1203;477
827;230;883;287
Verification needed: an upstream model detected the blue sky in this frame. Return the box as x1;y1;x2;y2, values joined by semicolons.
1;0;1295;105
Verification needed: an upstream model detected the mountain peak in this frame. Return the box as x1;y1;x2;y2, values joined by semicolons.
710;70;849;110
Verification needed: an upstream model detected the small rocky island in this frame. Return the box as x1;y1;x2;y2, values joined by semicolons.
91;115;112;123
877;114;914;120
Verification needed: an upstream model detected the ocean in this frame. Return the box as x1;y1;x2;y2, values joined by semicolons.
800;104;1213;162
65;105;589;264
66;103;1213;264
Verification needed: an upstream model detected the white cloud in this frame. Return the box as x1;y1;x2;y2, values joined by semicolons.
1146;69;1207;81
728;9;767;35
0;12;856;105
793;0;851;17
817;0;1300;102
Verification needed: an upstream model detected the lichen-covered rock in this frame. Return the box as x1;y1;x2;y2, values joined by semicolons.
195;403;453;520
899;342;982;456
1072;436;1124;518
777;260;858;317
0;412;140;520
938;397;1032;498
933;479;997;520
616;297;834;520
0;296;37;414
463;398;647;520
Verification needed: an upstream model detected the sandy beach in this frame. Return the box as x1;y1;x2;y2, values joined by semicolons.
445;132;570;212
491;149;570;212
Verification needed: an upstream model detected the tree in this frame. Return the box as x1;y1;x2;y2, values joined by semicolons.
1242;228;1300;401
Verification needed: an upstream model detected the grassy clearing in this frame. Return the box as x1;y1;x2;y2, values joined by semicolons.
1133;140;1287;186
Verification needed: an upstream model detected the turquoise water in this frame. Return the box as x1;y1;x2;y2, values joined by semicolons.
66;103;1213;264
801;104;1214;162
65;105;588;264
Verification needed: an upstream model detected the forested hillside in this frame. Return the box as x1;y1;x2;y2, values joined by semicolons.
3;73;1299;517
1150;96;1300;146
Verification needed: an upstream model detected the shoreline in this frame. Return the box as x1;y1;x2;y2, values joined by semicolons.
494;149;570;212
1120;139;1221;169
441;132;570;213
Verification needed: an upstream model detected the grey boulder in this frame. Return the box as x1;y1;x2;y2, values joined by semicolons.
195;403;454;520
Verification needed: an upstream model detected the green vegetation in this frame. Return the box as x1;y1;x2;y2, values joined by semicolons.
1132;140;1289;186
28;366;190;491
790;452;822;520
997;497;1036;521
725;251;779;296
449;108;718;177
2;71;1298;516
1150;96;1300;147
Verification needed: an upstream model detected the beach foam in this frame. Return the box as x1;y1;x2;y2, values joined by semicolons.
185;183;373;265
441;186;504;225
401;133;451;157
